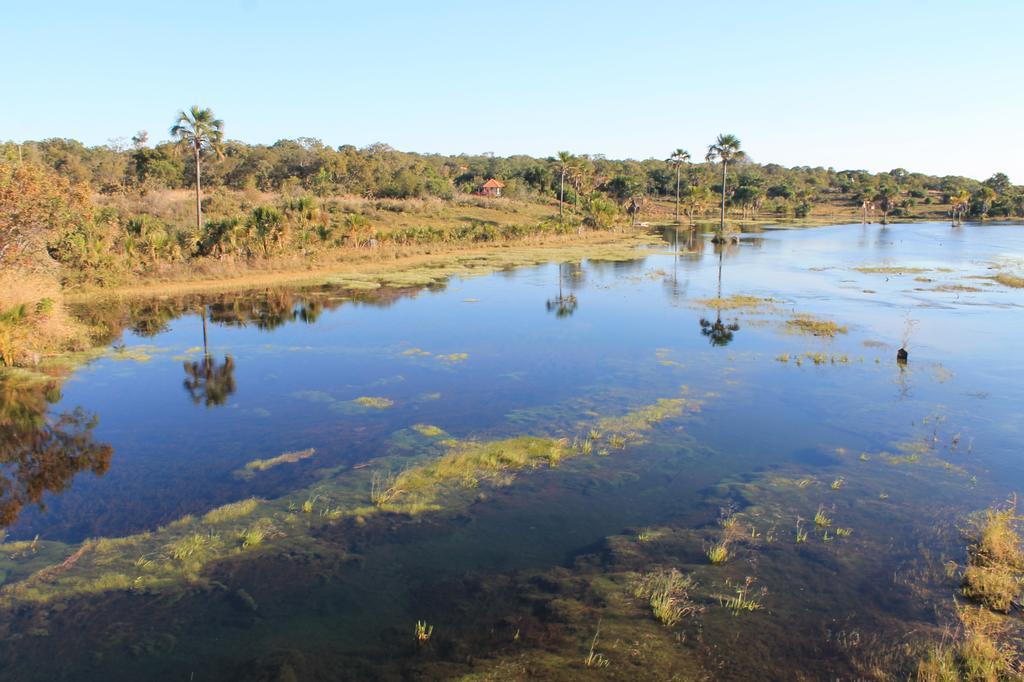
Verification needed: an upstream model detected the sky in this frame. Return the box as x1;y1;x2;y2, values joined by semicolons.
3;0;1022;181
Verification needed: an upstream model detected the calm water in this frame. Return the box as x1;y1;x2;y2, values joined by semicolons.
1;222;1023;680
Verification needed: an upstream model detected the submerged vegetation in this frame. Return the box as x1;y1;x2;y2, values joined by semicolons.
0;389;704;606
633;568;700;627
237;448;316;477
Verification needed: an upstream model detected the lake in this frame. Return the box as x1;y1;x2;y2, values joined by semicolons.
1;221;1023;680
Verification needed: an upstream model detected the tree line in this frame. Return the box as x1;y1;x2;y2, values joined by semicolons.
3;107;1023;287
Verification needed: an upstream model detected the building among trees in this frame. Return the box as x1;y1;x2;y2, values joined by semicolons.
480;178;505;197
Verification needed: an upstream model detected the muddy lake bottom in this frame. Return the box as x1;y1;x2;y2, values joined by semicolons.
1;221;1023;680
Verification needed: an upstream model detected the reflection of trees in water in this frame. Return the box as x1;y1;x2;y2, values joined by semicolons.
546;263;579;318
78;283;434;349
699;249;741;346
699;315;740;346
546;295;578;318
183;307;237;407
0;376;113;527
183;355;237;407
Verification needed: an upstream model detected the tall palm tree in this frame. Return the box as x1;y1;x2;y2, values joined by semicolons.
667;149;691;224
171;106;225;233
705;134;746;238
556;151;573;221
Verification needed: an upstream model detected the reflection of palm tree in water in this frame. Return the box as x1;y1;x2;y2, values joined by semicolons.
546;262;578;318
699;249;740;346
183;305;237;407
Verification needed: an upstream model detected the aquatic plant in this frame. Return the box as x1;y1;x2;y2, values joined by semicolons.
370;471;403;507
831;477;844;490
720;576;764;614
695;294;774;310
785;315;847;337
584;622;610;668
961;501;1023;612
353;396;394;409
412;424;444;437
633;568;699;627
238;525;266;549
835;527;852;538
415;620;434;643
916;605;1017;681
814;507;832;528
795;519;808;544
706;541;730;565
435;352;469;363
0;391;707;605
201;498;261;524
238;448;316;478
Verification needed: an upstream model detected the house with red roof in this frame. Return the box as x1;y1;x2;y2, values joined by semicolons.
480;178;505;197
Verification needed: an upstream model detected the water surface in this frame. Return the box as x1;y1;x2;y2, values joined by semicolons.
2;222;1023;680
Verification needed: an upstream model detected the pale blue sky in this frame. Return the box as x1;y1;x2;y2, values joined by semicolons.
3;1;1021;181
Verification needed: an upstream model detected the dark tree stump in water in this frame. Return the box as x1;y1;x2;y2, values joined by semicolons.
897;348;909;363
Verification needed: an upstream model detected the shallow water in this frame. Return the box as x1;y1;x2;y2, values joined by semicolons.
1;222;1023;680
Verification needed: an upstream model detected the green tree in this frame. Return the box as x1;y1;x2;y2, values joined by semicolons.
667;149;691;223
248;206;284;256
705;134;746;238
170;106;225;233
874;184;900;224
950;188;970;225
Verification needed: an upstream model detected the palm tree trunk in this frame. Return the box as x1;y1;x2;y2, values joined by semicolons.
194;146;202;233
675;166;681;223
559;168;565;221
719;162;728;236
201;306;209;356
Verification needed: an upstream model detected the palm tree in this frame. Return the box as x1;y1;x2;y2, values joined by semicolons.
874;184;899;225
171;106;225;233
950;189;970;226
667;149;691;223
705;134;746;239
556;151;573;221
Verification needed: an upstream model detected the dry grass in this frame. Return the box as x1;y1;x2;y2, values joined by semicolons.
786;315;848;337
0;271;91;366
916;606;1019;681
961;502;1024;612
695;294;774;310
992;272;1024;289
